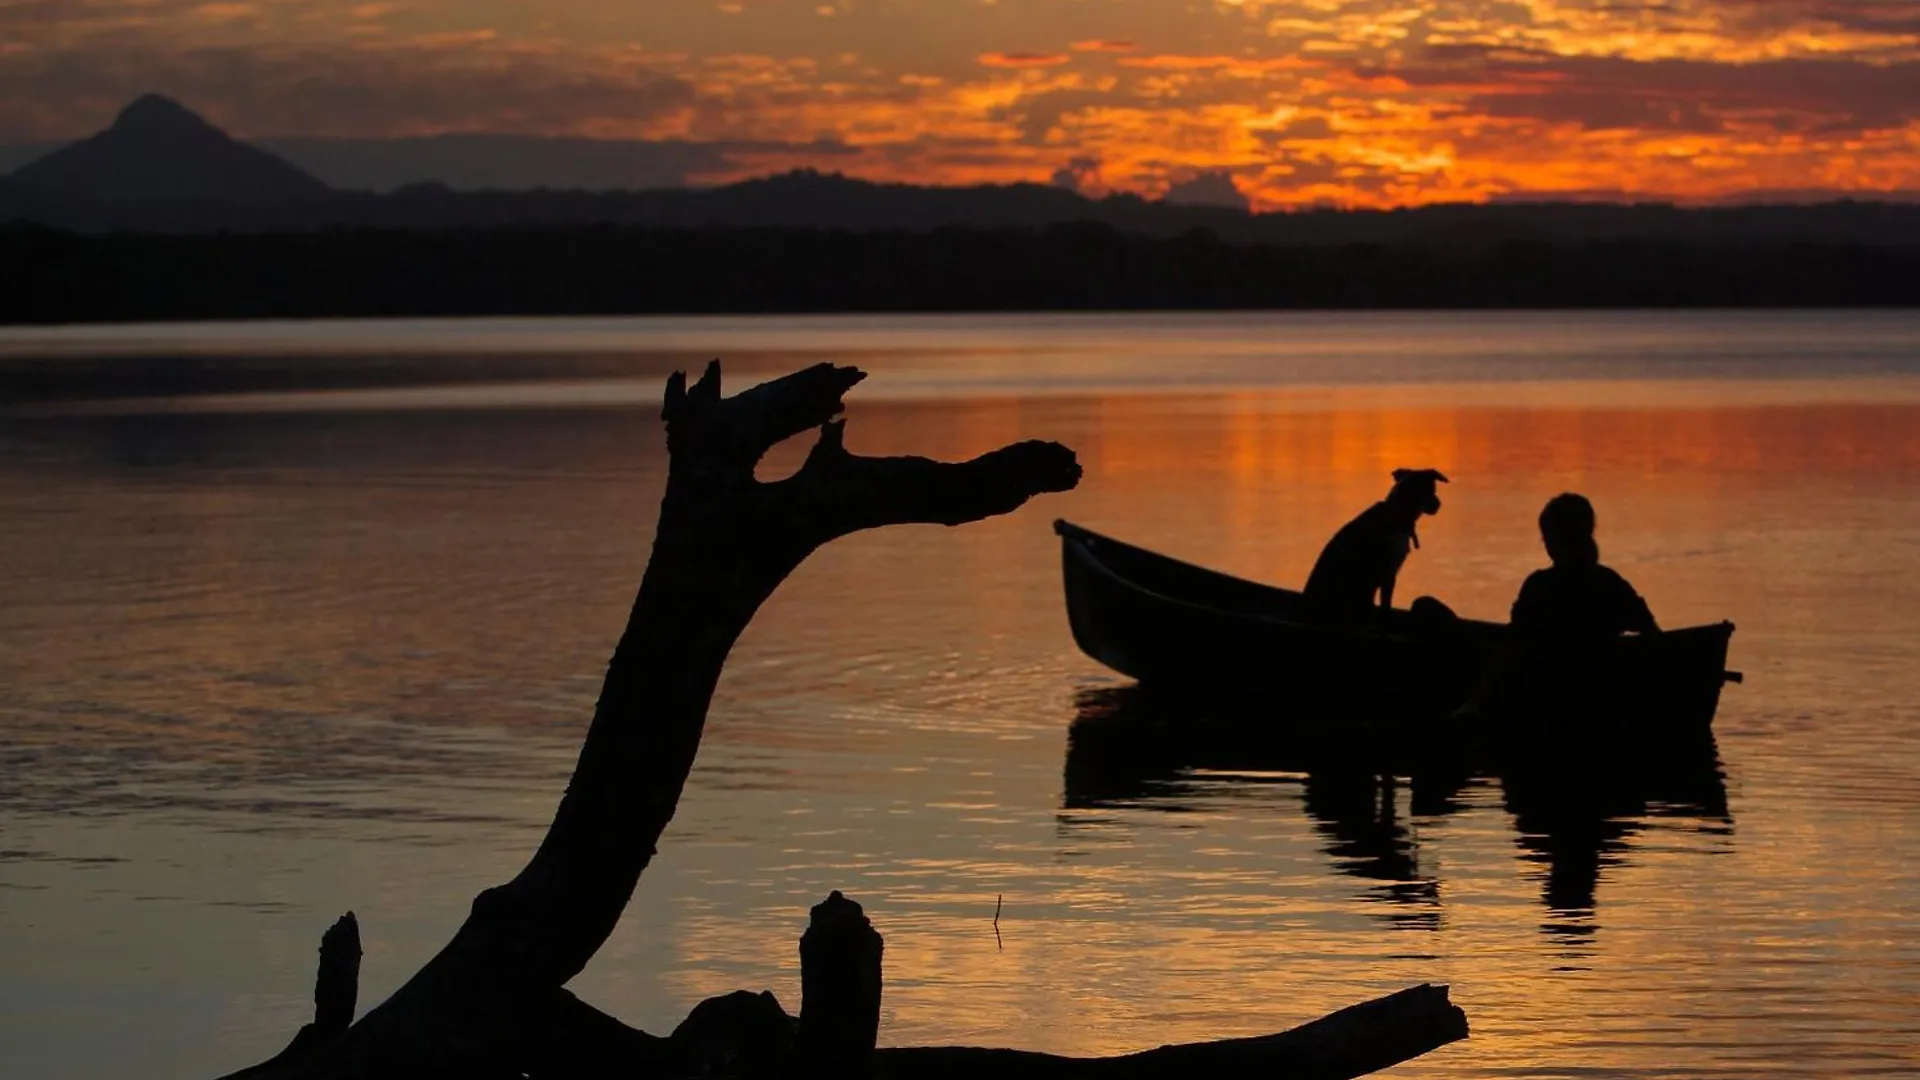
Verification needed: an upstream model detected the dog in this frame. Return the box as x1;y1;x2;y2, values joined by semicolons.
1303;468;1448;624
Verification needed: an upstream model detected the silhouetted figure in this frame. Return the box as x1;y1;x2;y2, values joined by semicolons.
1304;468;1448;624
1511;494;1657;639
1449;493;1656;724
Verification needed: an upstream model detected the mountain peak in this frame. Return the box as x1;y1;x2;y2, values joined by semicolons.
112;94;218;137
8;94;332;205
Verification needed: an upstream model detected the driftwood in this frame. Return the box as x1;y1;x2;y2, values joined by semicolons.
213;361;1468;1079
221;914;361;1079
248;894;1465;1080
790;891;884;1078
873;984;1468;1079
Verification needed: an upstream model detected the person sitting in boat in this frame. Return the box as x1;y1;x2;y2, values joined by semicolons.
1303;468;1448;625
1510;493;1658;639
1448;493;1658;724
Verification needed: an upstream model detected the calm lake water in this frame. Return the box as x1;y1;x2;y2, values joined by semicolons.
2;312;1918;1079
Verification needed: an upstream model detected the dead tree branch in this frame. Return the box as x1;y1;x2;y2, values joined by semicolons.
219;362;1077;1078
218;913;361;1079
214;364;1468;1080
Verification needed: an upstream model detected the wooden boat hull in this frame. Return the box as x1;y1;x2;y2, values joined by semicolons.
1056;519;1736;738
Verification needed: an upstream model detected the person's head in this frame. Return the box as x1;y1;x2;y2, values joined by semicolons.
1386;468;1448;517
1539;492;1599;567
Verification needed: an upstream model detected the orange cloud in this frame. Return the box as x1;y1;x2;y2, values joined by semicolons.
1119;54;1323;73
978;52;1073;69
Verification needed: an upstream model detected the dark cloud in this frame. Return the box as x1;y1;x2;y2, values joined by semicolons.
1770;0;1920;34
1560;0;1920;38
1490;183;1920;204
1399;52;1920;135
977;52;1071;68
1254;116;1337;142
1163;170;1250;210
993;88;1120;145
1050;155;1101;191
0;43;698;140
1270;158;1355;187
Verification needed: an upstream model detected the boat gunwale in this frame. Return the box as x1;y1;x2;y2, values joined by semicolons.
1054;518;1735;651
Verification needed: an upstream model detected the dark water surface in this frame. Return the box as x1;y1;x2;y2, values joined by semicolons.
2;312;1918;1078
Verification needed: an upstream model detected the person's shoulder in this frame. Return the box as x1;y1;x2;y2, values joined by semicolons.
1592;563;1646;595
1513;566;1556;602
1592;564;1636;586
1518;565;1558;588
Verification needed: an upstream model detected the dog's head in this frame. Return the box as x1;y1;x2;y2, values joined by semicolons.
1390;468;1448;516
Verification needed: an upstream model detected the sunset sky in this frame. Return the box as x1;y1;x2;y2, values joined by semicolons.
3;0;1917;207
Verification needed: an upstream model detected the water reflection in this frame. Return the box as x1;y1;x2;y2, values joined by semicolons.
1502;736;1731;959
1063;686;1731;946
1302;773;1445;931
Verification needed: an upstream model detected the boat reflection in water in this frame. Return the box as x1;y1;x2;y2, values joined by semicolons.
1501;733;1731;957
1062;685;1732;946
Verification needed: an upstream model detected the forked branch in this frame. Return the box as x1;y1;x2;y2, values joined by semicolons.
217;361;1079;1079
213;363;1468;1080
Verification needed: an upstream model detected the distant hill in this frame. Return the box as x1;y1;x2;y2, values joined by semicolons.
8;94;331;205
0;143;59;174
256;135;763;193
336;172;1920;248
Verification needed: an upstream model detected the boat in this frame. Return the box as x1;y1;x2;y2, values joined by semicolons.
1055;519;1739;741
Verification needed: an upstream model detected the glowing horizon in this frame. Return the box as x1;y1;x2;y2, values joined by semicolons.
3;0;1916;209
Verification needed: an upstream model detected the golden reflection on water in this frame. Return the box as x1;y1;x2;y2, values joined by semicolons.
3;374;1920;1079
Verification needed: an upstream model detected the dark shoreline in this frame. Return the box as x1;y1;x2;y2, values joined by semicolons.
7;223;1918;327
0;349;707;405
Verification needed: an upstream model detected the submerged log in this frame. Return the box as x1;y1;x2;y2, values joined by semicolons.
874;982;1468;1079
521;891;1466;1080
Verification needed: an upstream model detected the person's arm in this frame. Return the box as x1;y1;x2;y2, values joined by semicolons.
1510;574;1540;629
1458;579;1534;721
1610;570;1659;634
1629;593;1659;634
1380;571;1397;610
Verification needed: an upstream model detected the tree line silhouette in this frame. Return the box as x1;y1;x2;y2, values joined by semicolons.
7;222;1916;323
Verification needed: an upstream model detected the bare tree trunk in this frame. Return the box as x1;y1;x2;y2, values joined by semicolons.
223;362;1080;1078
